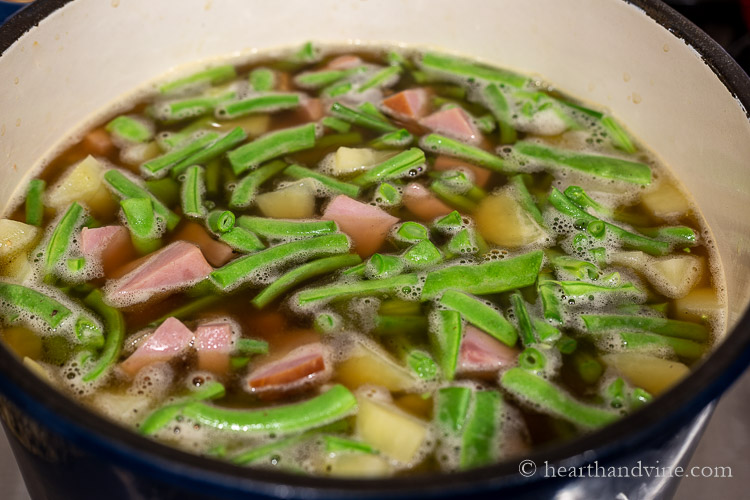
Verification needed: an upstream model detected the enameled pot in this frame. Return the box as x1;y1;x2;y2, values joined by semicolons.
1;1;749;498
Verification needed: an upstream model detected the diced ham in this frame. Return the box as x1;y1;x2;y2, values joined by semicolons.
295;97;324;122
326;55;363;70
172;221;234;267
457;326;518;378
105;241;213;307
276;71;292;91
120;317;194;377
402;182;453;221
82;128;115;156
246;343;330;394
381;88;431;120
420;107;482;145
322;195;399;257
80;225;136;277
434;155;491;188
195;321;236;374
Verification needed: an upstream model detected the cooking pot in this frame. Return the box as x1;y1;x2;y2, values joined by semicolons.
1;0;749;498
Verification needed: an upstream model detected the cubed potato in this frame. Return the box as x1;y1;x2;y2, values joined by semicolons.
640;182;690;219
332;147;396;176
89;390;155;426
256;182;315;219
336;342;418;392
672;287;723;323
474;189;546;248
601;352;689;395
1;252;33;282
0;219;40;265
356;393;430;464
121;141;162;166
324;453;393;477
216;114;270;137
46;155;117;218
610;251;703;298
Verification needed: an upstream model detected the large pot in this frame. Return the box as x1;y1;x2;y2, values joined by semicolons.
1;1;749;498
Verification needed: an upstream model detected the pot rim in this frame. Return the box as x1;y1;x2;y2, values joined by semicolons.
1;0;750;497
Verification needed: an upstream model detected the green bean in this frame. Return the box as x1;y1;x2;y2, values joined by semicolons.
321;81;352;98
148;295;222;327
509;175;544;226
323;435;375;455
142;132;219;178
421;250;543;299
617;332;705;360
120;198;162;255
548;188;670;256
358;101;389;121
180;165;207;219
570;350;603;385
139;381;226;435
328;102;398;133
482;83;517;144
358;65;402;93
314;311;342;334
341;262;366;277
249;67;275;92
514;141;651;185
557;335;578;355
105;170;181;230
420;134;511;173
402;239;443;269
432;210;464;232
216;93;300;120
460;390;502;469
369;128;414;149
232;433;308;465
156;117;213;150
145;177;180;208
296;273;419;307
170;127;248;177
236;338;269;355
429;309;463;381
537;277;564;326
561;101;636;153
435;386;472;434
380;299;422;316
555;280;642;299
550;255;600;280
394;222;429;245
501;368;618;428
157;90;237;122
181;384;356;434
419;52;528;87
218;226;265;253
291;41;317;63
283;164;360;197
406;350;438;380
81;289;124;382
430;180;478;212
365;253;404;280
211;233;350;291
581;314;708;342
563;185;649;228
440;290;517;347
533;318;562;343
351;148;426;187
475;113;496;134
252;254;362;309
320;116;351;133
106;115;153;143
44;202;86;274
374;182;402;207
206;210;235;234
66;257;86;273
229;160;288;209
237;216;337;241
509;292;536;346
228;123;317;174
519;346;547;372
374;315;428;336
159;65;237;94
25;179;45;227
295;67;365;89
430;170;486;202
636;226;697;247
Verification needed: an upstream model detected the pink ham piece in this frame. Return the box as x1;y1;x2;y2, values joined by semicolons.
195;322;236;374
173;221;234;267
420;107;482;144
434;155;491;188
82;128;115;156
105;241;213;307
457;326;518;378
322;195;398;257
80;225;135;277
295;97;324;122
120;317;194;377
246;343;330;394
381;88;431;120
325;55;363;70
402;182;453;221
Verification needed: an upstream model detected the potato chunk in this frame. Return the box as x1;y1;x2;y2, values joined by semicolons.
256;182;315;219
672;288;723;323
474;189;546;248
0;219;40;265
332;147;395;176
356;393;429;463
324;453;393;477
602;352;689;395
46;155;117;218
610;251;703;298
641;181;690;219
336;342;418;392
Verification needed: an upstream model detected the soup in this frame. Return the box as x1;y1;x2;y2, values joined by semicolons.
0;44;725;476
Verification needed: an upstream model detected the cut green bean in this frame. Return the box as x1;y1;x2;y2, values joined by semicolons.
429;309;463;381
421;134;511;173
148;295;222;327
283;164;361;197
236;338;270;355
406;350;439;380
551;255;600;280
351;148;426;187
211;233;350;291
538;278;564;326
358;101;388;121
430;180;478;212
636;226;698;246
501;368;618;428
159;65;237;94
358;65;402;93
369;128;414;149
440;290;516;347
422;250;543;299
142;132;220;178
617;332;704;360
249;67;275;92
394;222;429;245
171;127;248;177
510;175;544;226
321;81;353;98
106;115;153;143
374;182;402;207
229;160;288;209
206;210;236;234
581;314;708;342
156;90;237;122
320;116;351;133
180;165;207;219
432;210;464;233
44;202;86;274
460;390;502;469
314;311;343;334
252;254;362;308
216;93;300;120
534;318;562;343
139;381;226;435
435;386;472;434
328;102;398;134
296;273;419;307
0;282;72;329
510;292;536;346
218;226;265;253
402;240;442;269
323;435;376;455
555;280;642;299
420;52;528;88
444;228;482;257
81;289;124;382
237;216;337;241
365;253;404;280
25;179;45;227
482;83;517;144
228;123;317;175
145;177;180;208
120;198;162;255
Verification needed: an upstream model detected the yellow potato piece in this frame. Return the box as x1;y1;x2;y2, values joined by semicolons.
216;114;270;137
336;342;418;392
2;326;43;359
324;453;393;477
672;287;723;323
356;395;429;464
89;390;156;425
0;252;33;282
641;182;690;219
333;147;396;176
121;141;162;166
46;155;117;218
256;182;315;219
474;189;546;248
610;251;703;298
601;352;689;395
0;219;40;265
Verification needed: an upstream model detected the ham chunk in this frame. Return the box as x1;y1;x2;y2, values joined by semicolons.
434;155;491;188
195;322;236;374
326;55;363;70
420;107;481;144
81;225;136;277
105;241;213;307
82;128;115;156
402;182;453;221
120;317;194;377
295;97;324;122
457;326;518;378
173;221;234;267
381;88;431;120
322;195;398;257
246;343;330;394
